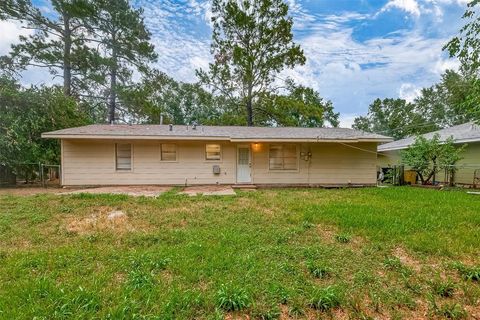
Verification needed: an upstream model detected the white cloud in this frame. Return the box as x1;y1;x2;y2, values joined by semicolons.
399;83;422;102
380;0;421;17
0;20;33;55
339;113;359;129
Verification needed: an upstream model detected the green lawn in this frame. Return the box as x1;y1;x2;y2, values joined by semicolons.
0;187;479;319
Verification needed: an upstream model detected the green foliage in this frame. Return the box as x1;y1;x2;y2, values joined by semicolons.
258;78;339;127
121;69;242;125
0;76;90;168
431;279;456;297
197;0;306;126
453;263;480;281
383;257;403;270
88;0;157;123
354;69;480;139
335;234;351;243
0;0;96;96
353;98;427;140
433;302;467;319
308;286;342;311
215;284;250;311
401;134;466;184
306;261;332;279
443;0;480;123
444;0;480;72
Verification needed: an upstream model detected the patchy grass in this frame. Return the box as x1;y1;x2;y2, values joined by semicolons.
0;187;479;319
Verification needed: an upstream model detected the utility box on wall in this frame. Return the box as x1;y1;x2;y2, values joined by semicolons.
212;165;221;174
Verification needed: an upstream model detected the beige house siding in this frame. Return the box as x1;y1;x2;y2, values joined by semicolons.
251;142;377;185
377;142;480;185
62;139;379;186
62;140;236;185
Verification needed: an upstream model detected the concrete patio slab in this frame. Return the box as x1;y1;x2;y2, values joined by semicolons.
180;185;236;196
59;186;171;197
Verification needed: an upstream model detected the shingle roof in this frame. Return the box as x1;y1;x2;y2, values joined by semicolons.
42;124;391;142
378;122;480;151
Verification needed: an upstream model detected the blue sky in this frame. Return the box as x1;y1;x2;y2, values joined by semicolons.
0;0;469;127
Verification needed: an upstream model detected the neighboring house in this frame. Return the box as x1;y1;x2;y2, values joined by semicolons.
42;124;391;186
378;122;480;185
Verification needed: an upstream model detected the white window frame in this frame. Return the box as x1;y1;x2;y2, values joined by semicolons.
205;143;222;161
160;143;177;162
268;144;299;171
115;143;133;171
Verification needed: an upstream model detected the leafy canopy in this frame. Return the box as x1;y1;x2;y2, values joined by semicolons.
401;134;465;185
197;0;306;126
354;69;479;139
0;76;90;168
444;1;480;121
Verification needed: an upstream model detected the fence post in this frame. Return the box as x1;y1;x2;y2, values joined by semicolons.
40;163;44;188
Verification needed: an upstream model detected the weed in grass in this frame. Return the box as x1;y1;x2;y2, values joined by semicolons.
383;256;414;277
335;234;351;243
453;263;480;281
288;302;305;317
268;285;290;304
354;270;379;287
215;284;250;312
126;269;155;290
302;221;315;230
163;289;204;317
306;261;332;279
254;305;281;320
431;279;456;297
434;302;467;319
308;286;342;311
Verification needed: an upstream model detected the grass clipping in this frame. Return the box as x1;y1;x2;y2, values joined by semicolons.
65;206;136;235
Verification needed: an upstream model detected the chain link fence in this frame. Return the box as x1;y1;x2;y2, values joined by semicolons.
0;163;61;187
378;164;480;188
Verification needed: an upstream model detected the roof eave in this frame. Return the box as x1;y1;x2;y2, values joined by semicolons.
42;133;392;143
41;133;231;141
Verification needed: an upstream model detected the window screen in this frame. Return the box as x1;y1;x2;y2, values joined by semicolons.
269;144;297;170
116;143;132;171
206;144;221;160
161;144;177;161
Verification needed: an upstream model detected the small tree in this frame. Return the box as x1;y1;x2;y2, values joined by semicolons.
401;134;466;185
197;0;306;126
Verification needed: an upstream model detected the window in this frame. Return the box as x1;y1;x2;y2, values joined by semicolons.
116;143;132;171
161;143;177;161
269;144;297;170
206;144;221;160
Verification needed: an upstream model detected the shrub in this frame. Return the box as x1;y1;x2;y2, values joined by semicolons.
306;261;332;279
308;286;342;311
335;234;351;243
215;284;250;311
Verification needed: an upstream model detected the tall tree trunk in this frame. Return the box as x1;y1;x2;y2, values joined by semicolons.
108;35;117;124
246;85;253;126
63;13;72;96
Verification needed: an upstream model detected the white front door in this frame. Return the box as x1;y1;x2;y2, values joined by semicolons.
237;146;251;183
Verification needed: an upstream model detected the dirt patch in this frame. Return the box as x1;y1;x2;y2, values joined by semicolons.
65;206;136;235
61;186;171;197
181;185;236;196
0;187;71;196
393;247;422;272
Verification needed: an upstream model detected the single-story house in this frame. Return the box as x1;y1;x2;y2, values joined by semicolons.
378;122;480;185
42;124;391;187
